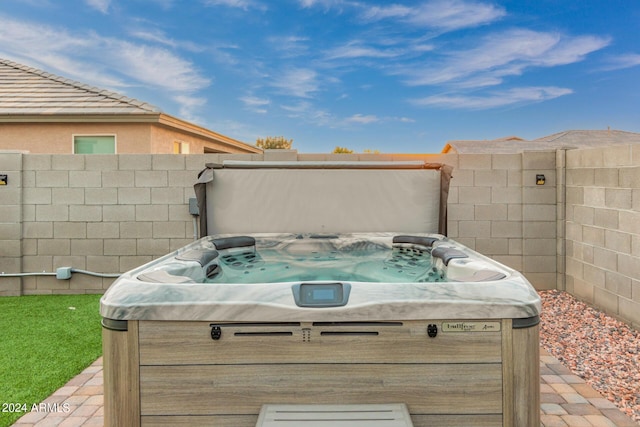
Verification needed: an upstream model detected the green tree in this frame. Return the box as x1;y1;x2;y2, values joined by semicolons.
256;136;293;149
332;146;354;154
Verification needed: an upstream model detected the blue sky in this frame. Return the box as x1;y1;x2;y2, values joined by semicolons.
1;0;639;152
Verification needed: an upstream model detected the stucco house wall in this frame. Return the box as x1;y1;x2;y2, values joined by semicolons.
0;121;260;154
0;122;153;154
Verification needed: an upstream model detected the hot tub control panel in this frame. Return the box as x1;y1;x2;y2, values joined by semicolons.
292;283;351;307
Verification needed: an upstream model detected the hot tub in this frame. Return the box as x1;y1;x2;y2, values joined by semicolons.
101;232;541;427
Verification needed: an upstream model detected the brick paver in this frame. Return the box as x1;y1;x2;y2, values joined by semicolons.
539;348;639;427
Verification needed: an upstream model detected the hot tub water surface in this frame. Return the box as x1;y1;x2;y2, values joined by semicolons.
210;235;443;284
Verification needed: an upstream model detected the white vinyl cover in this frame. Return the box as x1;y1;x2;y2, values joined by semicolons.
206;167;441;234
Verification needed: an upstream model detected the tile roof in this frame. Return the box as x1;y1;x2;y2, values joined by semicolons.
443;130;640;153
0;58;161;116
532;129;640;146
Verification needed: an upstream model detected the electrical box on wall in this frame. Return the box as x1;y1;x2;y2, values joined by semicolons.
0;174;7;185
189;198;199;216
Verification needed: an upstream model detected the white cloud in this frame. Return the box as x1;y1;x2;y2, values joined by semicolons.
130;29;175;46
174;95;207;122
0;15;210;115
271;68;320;98
174;95;207;108
409;0;505;30
324;41;407;60
240;96;270;107
210;43;244;67
403;30;557;86
298;0;348;11
203;0;266;10
267;36;310;58
240;96;270;113
280;100;325;117
279;102;411;129
535;35;611;67
411;86;573;109
360;4;409;21
345;114;379;124
279;101;335;126
104;41;210;92
360;0;505;30
600;53;640;71
85;0;110;14
129;29;204;52
299;0;503;31
280;100;312;114
342;114;415;125
0;16;124;87
401;29;610;88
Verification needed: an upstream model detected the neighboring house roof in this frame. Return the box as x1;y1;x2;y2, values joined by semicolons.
442;130;640;153
0;58;161;116
442;136;525;153
0;58;261;153
532;129;640;146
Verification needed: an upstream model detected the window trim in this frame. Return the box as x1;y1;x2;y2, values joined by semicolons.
72;134;117;154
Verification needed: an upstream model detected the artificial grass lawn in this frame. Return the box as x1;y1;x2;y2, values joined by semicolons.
0;294;102;427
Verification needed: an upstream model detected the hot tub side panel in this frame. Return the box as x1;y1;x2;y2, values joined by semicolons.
102;320;140;427
510;321;540;427
98;318;540;427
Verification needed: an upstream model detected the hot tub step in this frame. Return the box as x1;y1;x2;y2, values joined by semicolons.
256;403;414;427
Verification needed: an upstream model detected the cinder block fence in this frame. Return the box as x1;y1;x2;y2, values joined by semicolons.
1;147;638;328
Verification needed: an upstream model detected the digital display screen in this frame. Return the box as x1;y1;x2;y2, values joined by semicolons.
296;283;346;306
310;287;336;301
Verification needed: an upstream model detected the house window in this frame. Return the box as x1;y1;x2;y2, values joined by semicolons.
73;135;116;154
173;141;190;154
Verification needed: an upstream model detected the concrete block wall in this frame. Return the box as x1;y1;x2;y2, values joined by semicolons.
3;146;637;328
0;150;562;296
564;144;640;328
0;152;23;296
447;151;559;290
2;152;263;295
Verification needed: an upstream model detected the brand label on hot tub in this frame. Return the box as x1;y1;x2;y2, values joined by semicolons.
441;321;501;332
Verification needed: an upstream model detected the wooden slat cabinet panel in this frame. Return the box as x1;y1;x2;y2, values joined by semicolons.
140;363;503;416
138;320;502;365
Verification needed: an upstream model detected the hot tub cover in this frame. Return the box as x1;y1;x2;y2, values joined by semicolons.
194;161;453;236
